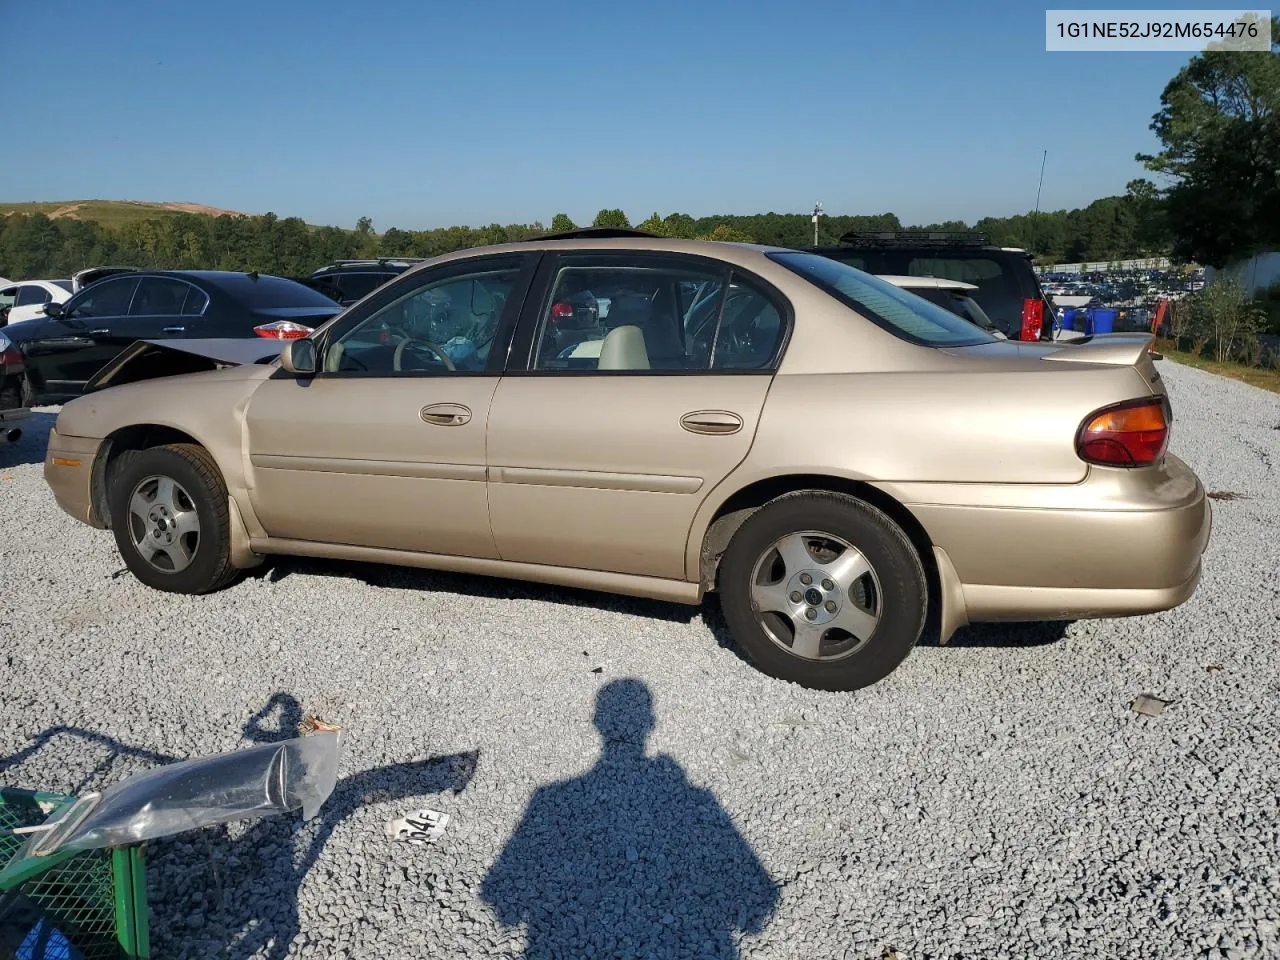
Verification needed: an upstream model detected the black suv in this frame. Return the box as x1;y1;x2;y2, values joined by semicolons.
300;258;428;306
805;232;1055;341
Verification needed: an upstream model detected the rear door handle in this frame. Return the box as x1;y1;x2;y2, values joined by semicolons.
90;328;110;336
162;325;185;334
680;410;743;435
420;402;472;426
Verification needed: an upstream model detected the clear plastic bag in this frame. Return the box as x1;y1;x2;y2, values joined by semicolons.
21;731;344;858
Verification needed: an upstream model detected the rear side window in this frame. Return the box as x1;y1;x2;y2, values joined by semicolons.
769;252;996;346
181;287;210;316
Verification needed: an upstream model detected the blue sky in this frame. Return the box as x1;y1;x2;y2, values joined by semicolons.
6;0;1200;230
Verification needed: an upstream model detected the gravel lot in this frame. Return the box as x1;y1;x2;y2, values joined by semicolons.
1;359;1277;960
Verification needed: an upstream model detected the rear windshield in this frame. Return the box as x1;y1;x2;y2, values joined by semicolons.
217;275;343;309
818;250;1034;337
329;272;395;302
51;279;74;293
910;288;998;332
768;252;996;346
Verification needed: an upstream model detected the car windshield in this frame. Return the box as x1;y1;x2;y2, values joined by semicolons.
768;252;997;346
217;274;343;310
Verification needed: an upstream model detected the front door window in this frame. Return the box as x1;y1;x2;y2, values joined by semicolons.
324;265;521;374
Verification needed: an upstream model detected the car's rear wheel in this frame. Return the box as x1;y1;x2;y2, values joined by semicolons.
108;444;241;594
719;492;927;691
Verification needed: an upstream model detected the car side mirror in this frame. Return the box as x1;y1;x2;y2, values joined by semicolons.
43;301;65;319
280;338;317;376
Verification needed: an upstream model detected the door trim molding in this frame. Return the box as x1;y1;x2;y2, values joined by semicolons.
251;454;485;482
488;465;703;494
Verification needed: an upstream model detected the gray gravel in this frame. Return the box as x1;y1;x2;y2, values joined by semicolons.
1;358;1278;960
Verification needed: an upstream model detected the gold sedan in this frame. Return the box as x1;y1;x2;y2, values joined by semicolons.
44;235;1211;691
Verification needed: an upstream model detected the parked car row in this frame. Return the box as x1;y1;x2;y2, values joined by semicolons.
1;231;1050;412
3;270;341;404
35;229;1211;693
0;267;142;327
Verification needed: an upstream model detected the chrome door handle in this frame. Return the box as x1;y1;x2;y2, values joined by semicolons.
90;328;110;336
162;325;185;334
680;410;743;435
420;402;472;426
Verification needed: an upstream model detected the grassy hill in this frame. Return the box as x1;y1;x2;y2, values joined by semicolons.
0;199;250;228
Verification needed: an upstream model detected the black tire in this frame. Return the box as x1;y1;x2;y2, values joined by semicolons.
719;491;927;691
108;443;241;594
19;375;35;410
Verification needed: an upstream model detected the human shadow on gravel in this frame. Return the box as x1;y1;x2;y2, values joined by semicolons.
0;724;179;792
258;556;700;624
0;410;55;468
145;691;482;960
482;678;777;959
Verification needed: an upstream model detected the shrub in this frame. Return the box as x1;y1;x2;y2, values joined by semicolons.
1188;277;1265;363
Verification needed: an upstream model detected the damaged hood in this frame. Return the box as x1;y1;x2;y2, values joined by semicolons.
85;337;288;393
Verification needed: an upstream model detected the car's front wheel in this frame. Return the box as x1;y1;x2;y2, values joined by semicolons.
108;444;241;594
719;492;927;691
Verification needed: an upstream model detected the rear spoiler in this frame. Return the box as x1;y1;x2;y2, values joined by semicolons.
85;338;286;393
1040;333;1155;366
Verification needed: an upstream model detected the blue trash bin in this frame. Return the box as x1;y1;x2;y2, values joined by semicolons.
1091;308;1117;334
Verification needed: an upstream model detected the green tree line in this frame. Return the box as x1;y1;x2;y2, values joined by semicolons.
0;192;1171;282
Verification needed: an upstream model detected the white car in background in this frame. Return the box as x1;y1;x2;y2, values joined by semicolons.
0;267;139;327
0;279;74;326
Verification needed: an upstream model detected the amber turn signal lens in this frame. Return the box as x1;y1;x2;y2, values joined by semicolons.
1077;398;1169;467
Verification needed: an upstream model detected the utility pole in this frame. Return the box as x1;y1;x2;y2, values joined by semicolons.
811;202;824;246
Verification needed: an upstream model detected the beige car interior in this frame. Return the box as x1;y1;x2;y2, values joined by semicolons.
597;325;650;370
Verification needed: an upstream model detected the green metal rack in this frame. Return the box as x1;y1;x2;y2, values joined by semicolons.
0;788;149;959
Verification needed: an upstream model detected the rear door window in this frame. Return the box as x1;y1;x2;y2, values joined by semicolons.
130;277;194;316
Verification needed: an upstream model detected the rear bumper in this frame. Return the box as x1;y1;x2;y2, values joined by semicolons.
44;427;104;528
885;454;1211;622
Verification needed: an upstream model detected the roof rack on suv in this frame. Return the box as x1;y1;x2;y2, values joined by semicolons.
321;258;430;269
837;231;993;248
531;227;659;241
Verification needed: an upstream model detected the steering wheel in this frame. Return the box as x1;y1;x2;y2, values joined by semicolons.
393;338;456;372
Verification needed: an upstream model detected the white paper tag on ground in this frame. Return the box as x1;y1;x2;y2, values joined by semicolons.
386;809;449;845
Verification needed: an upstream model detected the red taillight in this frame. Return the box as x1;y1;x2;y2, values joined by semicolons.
0;347;21;365
1076;398;1169;467
551;302;575;319
253;321;313;340
1020;298;1044;341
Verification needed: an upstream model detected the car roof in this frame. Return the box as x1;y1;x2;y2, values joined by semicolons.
397;237;791;279
877;275;979;291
